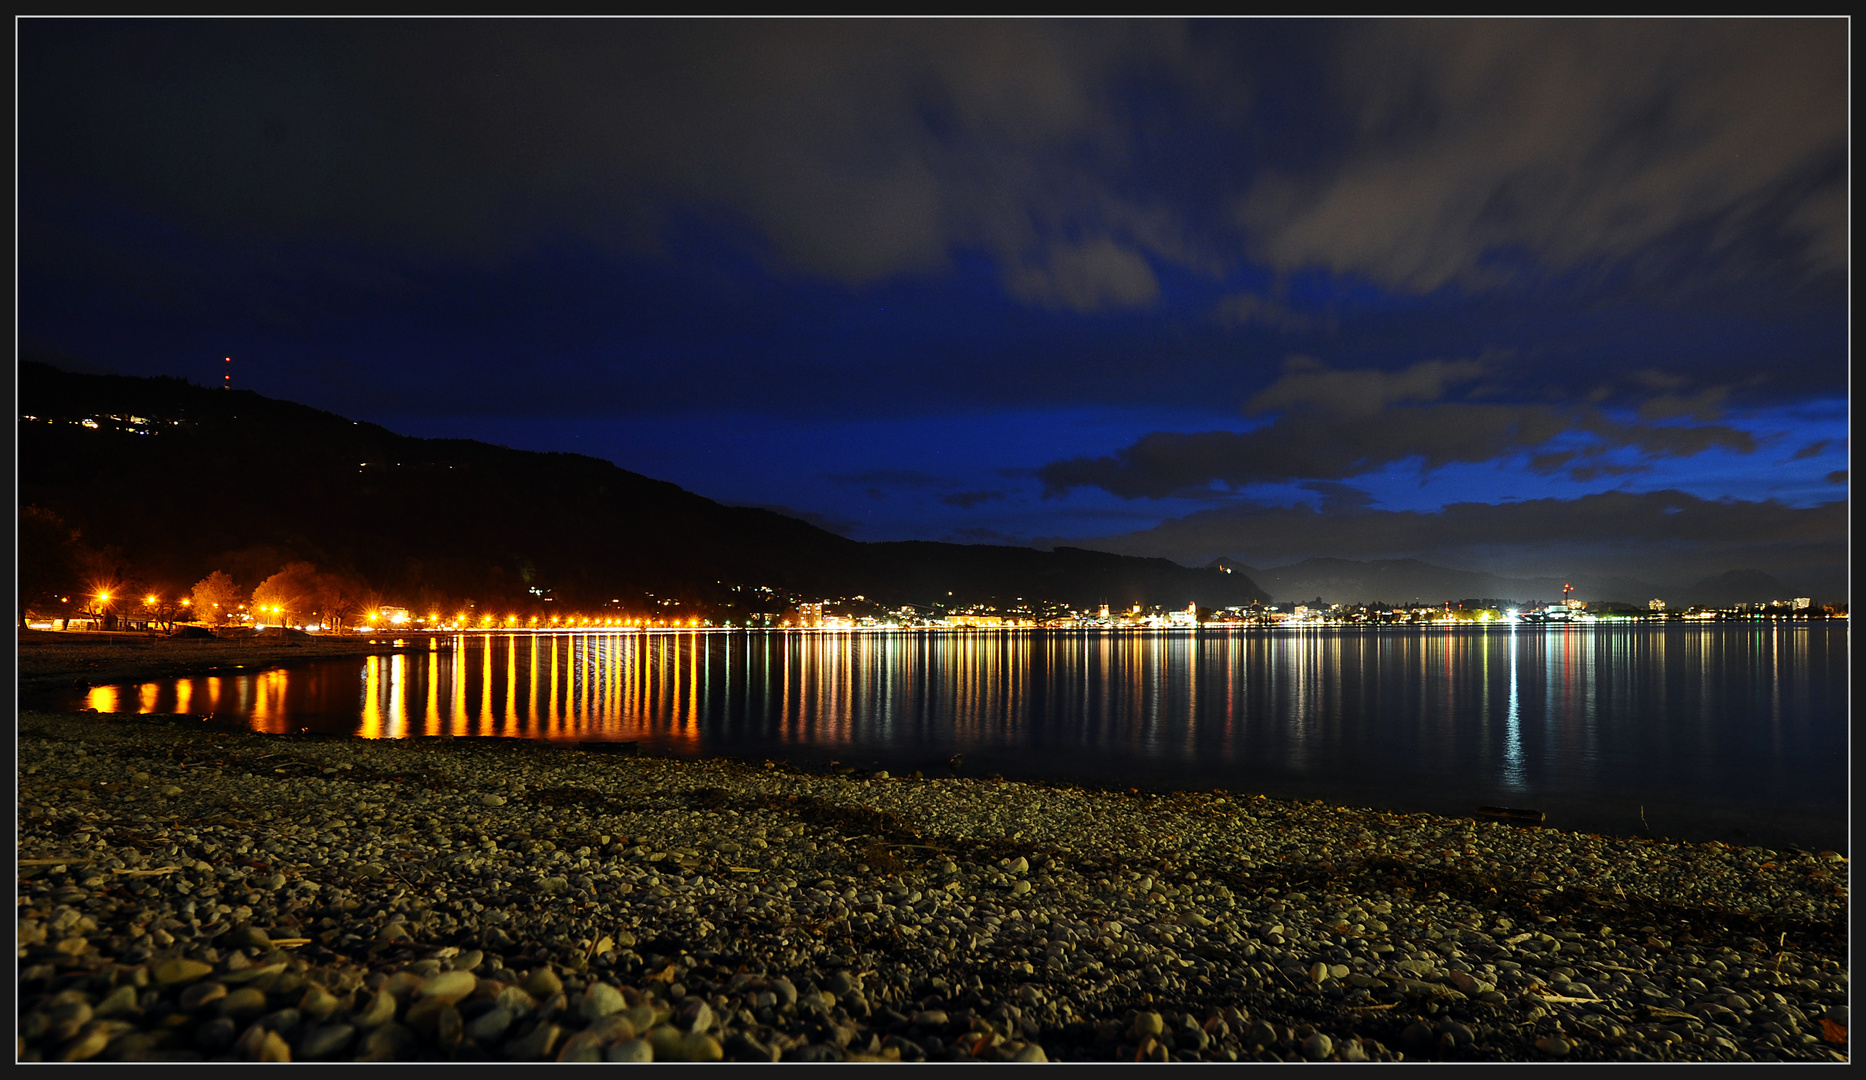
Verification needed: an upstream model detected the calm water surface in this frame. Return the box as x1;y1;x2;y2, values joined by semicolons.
47;625;1848;848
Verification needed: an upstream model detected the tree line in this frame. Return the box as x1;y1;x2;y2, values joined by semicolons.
19;505;380;632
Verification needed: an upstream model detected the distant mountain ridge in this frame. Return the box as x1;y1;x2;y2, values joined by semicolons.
18;361;1268;614
1216;556;1798;609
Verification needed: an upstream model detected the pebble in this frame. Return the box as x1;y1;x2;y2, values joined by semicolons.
13;708;1848;1064
417;969;477;1004
581;983;626;1019
607;1038;653;1062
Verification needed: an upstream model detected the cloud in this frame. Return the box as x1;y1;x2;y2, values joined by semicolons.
1072;489;1846;591
1038;357;1756;499
1790;439;1833;461
20;21;1233;312
1003;238;1160;312
940;490;1007;509
1212;292;1325;334
1637;387;1728;422
1247;354;1488;418
1239;20;1846;294
1825;470;1846;484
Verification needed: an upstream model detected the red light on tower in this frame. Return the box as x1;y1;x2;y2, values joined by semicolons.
224;356;232;390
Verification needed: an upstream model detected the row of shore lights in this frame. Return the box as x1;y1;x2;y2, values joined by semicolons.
384;615;706;630
85;593;701;631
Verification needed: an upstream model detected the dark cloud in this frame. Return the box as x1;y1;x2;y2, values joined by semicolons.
21;20;1240;313
1240;20;1846;296
1247;354;1489;417
1069;489;1846;593
1790;439;1833;461
940;490;1007;509
1039;358;1757;499
1211;292;1329;334
1825;471;1847;484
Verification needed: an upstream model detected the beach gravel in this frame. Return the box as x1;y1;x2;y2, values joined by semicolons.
16;710;1849;1062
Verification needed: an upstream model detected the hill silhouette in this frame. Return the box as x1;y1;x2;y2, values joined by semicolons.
18;360;1267;617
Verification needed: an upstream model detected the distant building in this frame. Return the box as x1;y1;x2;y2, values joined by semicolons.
797;602;823;628
377;606;411;625
1648;598;1666;611
948;613;1005;628
1793;597;1812;610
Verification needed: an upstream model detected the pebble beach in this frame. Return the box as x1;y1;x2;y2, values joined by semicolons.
16;705;1849;1063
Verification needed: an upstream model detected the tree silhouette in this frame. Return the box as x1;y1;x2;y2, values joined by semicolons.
252;562;320;629
18;506;82;628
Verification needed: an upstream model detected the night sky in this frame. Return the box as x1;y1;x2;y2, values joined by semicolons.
19;20;1848;595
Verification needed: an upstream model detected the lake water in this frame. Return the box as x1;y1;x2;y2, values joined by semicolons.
44;624;1848;849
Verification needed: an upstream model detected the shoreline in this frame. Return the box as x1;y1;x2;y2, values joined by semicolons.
17;709;1848;1062
16;629;421;695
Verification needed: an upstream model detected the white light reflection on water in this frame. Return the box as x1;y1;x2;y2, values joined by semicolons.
1503;624;1524;789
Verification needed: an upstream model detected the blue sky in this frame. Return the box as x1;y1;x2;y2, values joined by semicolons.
19;19;1848;594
